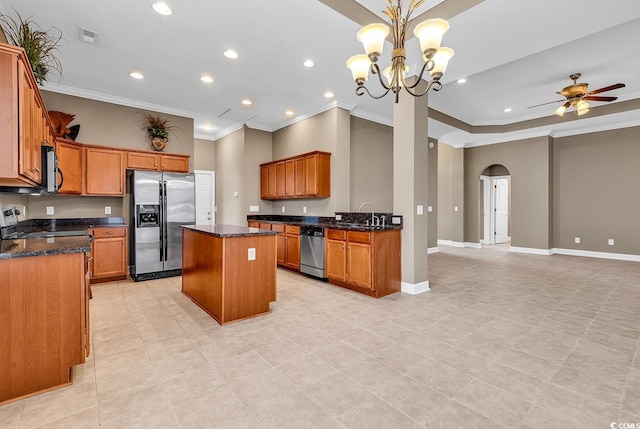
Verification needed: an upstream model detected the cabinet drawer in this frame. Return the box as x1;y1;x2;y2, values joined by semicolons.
347;231;371;244
259;223;272;230
285;225;300;235
271;224;285;233
92;227;126;238
326;229;346;241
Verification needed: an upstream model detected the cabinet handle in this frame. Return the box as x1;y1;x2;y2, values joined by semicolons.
33;167;40;173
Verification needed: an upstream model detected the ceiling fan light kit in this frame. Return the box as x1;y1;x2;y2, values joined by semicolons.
346;0;454;103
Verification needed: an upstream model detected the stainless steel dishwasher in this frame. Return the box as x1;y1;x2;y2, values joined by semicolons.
300;225;326;279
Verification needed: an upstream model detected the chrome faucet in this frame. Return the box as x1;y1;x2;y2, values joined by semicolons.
358;202;378;226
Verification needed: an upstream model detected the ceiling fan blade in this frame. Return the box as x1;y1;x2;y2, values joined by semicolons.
587;83;625;95
527;99;565;109
582;95;617;102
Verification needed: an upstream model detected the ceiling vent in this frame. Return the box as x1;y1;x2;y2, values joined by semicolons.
218;108;257;123
79;27;97;44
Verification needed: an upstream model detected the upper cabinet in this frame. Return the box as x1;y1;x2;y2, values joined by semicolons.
0;43;52;187
85;147;125;195
126;151;189;173
55;139;83;194
260;151;330;200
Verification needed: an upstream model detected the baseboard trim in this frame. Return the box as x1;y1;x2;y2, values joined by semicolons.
427;247;439;254
552;248;640;262
464;242;482;249
437;240;464;248
401;281;430;295
510;246;553;256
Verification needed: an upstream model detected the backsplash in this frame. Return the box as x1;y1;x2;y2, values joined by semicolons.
335;212;401;227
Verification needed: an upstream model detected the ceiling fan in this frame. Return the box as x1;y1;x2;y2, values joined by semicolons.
528;73;625;117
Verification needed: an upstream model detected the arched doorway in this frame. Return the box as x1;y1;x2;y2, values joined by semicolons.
480;164;511;245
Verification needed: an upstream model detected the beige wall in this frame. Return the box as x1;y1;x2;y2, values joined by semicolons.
24;91;195;219
437;143;464;243
553;126;640;255
194;138;215;171
215;128;245;225
349;116;393;212
464;136;552;249
243;128;273;216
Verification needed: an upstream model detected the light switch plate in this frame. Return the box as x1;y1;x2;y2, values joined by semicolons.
417;205;424;215
46;206;54;215
249;205;259;212
454;206;459;212
427;206;433;212
335;214;342;221
608;239;614;246
574;237;580;244
392;216;401;225
303;206;307;214
105;206;111;215
248;248;256;260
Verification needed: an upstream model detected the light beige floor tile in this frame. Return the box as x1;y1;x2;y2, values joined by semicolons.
18;383;97;429
369;343;431;374
254;338;308;367
252;391;342;429
563;349;631;384
340;357;404;396
432;347;493;376
550;366;626;406
231;368;299;413
217;350;272;383
277;353;337;386
341;330;391;355
98;385;179;428
91;332;145;360
198;336;252;364
572;338;636;368
406;358;473;397
297;372;377;418
378;375;449;424
236;326;285;349
0;401;23;429
623;369;640;416
477;362;547;403
339;396;423;429
30;406;99;429
496;349;561;382
517;405;584;429
454;379;532;426
427;399;504;429
314;342;368;372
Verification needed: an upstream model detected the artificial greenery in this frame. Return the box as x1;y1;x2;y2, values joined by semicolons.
0;9;62;84
143;113;177;139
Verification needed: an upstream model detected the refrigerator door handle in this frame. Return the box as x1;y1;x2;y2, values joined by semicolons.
163;180;168;263
159;181;164;262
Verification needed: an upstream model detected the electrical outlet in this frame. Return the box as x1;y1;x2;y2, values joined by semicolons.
46;206;54;215
392;216;401;225
417;205;424;215
335;214;342;221
454;206;459;212
105;206;111;215
608;239;614;246
281;206;285;213
427;206;433;212
303;206;307;214
248;248;256;261
574;237;580;244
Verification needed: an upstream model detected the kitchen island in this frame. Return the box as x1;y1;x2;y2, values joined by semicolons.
181;224;279;325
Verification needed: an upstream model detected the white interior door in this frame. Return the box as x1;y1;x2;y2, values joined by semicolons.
494;178;509;243
481;176;491;244
195;170;215;225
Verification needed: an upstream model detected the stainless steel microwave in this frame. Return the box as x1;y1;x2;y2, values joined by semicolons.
0;145;63;195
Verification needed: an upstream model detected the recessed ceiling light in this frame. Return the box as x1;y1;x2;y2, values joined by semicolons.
503;107;512;113
324;91;334;98
129;71;144;79
242;99;252;106
200;75;213;83
285;110;294;116
224;50;239;59
303;59;315;68
152;2;173;15
200;124;216;130
457;78;467;84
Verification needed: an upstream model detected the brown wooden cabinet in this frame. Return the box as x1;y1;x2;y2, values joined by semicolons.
248;221;260;228
325;228;401;298
0;43;52;188
271;224;286;265
55;139;83;194
284;225;300;270
160;154;189;172
90;227;128;283
127;151;159;170
84;147;125;195
259;151;330;200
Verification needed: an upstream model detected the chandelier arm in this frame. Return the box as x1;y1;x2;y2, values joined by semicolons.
402;79;443;97
404;59;435;90
371;63;392;91
356;84;392;100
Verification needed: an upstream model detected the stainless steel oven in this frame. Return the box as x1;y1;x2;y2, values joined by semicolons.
300;225;326;279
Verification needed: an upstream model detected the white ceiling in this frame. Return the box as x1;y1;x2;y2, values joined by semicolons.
2;0;639;145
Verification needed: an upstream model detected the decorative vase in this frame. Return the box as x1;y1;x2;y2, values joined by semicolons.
149;135;167;152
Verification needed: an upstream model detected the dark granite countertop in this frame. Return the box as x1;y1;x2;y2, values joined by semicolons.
0;236;92;259
247;214;403;231
182;224;280;238
20;217;127;234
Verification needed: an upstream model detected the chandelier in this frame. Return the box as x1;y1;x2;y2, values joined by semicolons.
346;0;454;103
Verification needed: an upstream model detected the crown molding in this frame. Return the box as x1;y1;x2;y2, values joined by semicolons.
350;109;394;127
271;101;355;133
210;123;244;141
40;82;197;119
194;132;216;142
550;117;640;138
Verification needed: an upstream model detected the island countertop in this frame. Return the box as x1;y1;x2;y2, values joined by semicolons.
181;224;280;238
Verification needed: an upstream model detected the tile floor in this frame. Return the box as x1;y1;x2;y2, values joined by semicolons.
1;245;639;428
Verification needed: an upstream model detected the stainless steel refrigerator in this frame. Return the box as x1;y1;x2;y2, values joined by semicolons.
129;170;195;281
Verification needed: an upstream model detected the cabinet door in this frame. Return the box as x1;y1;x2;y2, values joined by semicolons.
294;157;306;196
276;161;286;197
305;154;318;196
84;252;91;358
91;228;127;278
285;233;300;270
260;165;269;199
18;60;40;183
55;140;83;194
268;164;277;198
248;221;260;228
325;238;346;282
347;242;372;290
276;233;285;265
160;155;189;173
85;148;125;195
127;152;159;170
285;159;295;197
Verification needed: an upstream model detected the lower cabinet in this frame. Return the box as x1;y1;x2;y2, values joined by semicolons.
90;227;128;283
283;225;300;270
325;228;401;298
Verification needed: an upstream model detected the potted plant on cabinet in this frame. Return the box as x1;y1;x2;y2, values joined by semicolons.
142;113;177;152
0;9;62;84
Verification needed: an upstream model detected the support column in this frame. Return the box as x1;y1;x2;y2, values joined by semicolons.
393;83;430;294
